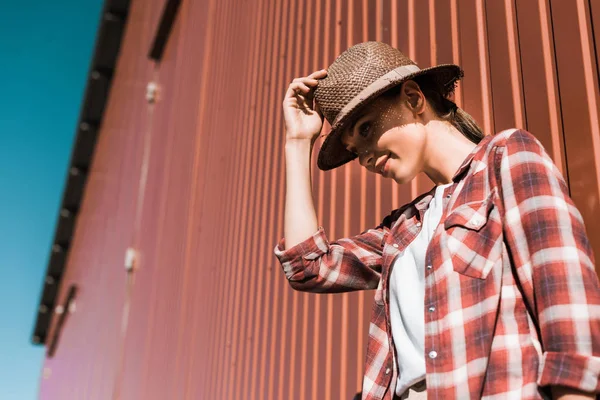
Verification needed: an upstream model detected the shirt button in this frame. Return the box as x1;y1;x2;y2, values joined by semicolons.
415;222;422;227
429;350;438;359
385;367;391;375
446;194;451;198
392;243;399;248
427;265;432;270
428;306;435;312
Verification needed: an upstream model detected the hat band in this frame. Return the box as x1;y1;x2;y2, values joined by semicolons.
331;64;421;128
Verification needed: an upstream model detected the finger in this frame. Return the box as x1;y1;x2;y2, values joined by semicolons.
293;77;319;87
308;69;328;79
296;94;308;110
285;83;309;100
301;77;320;86
285;85;297;99
297;96;316;116
289;82;311;95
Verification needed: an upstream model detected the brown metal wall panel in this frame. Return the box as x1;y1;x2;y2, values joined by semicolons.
222;0;263;397
40;0;600;399
201;0;233;396
234;1;270;397
515;0;568;176
38;0;163;398
117;0;229;398
457;0;494;137
550;0;600;264
124;16;188;400
486;0;526;132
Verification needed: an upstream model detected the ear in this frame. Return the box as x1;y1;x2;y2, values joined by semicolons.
401;80;426;115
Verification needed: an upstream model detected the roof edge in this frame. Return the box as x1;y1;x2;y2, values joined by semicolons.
31;0;132;346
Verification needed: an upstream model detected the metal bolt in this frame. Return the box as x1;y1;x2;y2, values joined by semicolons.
146;82;158;103
124;248;136;272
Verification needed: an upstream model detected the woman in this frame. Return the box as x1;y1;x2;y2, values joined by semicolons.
274;41;600;399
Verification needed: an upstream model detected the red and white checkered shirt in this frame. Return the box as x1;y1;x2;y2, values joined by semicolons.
274;129;600;399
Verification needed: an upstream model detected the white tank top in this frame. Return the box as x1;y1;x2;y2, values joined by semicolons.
389;183;451;396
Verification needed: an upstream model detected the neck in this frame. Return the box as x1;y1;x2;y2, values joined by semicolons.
422;120;477;185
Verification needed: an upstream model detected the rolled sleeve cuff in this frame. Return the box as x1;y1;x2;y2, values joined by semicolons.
537;351;600;393
273;227;330;279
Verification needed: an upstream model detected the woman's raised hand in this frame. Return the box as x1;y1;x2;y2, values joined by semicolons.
283;69;328;142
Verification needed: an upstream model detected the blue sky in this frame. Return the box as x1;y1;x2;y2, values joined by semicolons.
0;1;103;398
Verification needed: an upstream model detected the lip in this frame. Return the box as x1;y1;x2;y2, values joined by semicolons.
382;158;391;176
375;155;390;176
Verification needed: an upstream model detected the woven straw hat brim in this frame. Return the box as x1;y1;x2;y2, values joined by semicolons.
316;64;463;171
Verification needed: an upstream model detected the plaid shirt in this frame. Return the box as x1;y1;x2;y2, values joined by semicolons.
274;129;600;399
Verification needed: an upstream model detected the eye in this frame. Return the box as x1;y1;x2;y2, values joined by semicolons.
358;122;371;138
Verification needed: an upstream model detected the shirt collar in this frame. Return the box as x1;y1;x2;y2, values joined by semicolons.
411;135;492;214
414;191;434;212
451;135;493;183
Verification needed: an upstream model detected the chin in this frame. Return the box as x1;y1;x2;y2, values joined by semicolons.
393;177;409;184
390;174;409;184
389;169;415;185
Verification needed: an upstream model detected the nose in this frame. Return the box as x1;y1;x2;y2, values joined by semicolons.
358;151;374;169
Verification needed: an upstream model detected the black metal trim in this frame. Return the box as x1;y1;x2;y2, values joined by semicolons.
46;285;78;357
31;0;132;345
148;0;182;61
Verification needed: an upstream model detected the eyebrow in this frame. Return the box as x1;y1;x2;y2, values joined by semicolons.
348;112;369;137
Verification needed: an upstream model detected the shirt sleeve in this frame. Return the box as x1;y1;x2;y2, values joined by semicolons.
273;211;399;293
497;129;600;393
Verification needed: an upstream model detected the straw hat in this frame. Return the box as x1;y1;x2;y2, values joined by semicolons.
315;41;463;171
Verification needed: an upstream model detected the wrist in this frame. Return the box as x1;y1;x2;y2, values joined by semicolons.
285;138;314;172
285;138;314;151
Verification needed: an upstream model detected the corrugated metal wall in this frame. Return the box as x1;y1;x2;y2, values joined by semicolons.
40;0;600;399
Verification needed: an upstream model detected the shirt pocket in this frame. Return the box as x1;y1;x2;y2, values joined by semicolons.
443;193;503;280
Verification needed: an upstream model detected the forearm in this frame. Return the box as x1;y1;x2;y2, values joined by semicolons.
284;138;319;249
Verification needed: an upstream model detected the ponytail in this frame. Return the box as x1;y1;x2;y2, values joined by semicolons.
453;107;484;143
439;96;485;144
384;75;486;144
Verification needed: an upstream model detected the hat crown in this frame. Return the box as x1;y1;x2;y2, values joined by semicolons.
315;41;416;126
313;41;462;171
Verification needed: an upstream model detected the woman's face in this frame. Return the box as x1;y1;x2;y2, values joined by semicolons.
340;81;429;184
